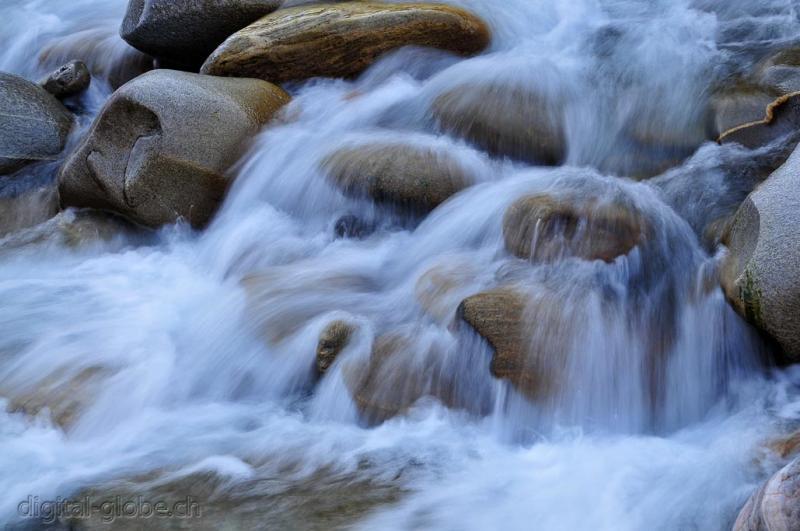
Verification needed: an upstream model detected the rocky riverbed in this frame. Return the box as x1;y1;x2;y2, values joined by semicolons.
1;0;800;529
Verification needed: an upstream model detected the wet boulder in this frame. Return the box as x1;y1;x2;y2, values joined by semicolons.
0;73;73;175
316;320;355;373
718;91;800;150
755;47;800;97
721;142;800;362
733;457;800;531
432;83;565;165
201;2;490;83
41;60;91;99
0;185;59;237
59;70;290;228
322;142;476;215
457;287;567;400
121;0;283;69
343;333;452;423
39;29;153;90
502;193;645;264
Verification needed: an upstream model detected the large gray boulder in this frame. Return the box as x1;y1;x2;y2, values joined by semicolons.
201;2;490;83
0;73;73;175
733;457;800;531
121;0;283;68
59;70;290;228
721;142;800;362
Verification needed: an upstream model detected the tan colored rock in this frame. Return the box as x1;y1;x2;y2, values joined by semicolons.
121;0;283;68
316;320;355;373
0;72;73;175
721;142;800;362
343;333;447;423
322;142;475;214
3;366;108;429
0;210;139;254
201;2;490;83
718;91;800;150
432;83;565;165
733;457;800;531
457;287;567;400
59;70;290;228
502;193;644;263
414;261;477;325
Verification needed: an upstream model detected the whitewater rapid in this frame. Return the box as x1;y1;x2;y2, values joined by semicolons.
1;0;800;529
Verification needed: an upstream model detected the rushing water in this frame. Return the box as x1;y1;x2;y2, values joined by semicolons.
1;0;800;529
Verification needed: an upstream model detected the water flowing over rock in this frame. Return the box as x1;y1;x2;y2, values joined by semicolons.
201;2;490;83
733;457;800;531
121;0;283;69
721;142;800;362
0;73;73;175
502;191;646;264
1;0;800;529
316;320;355;373
322;142;476;215
58;70;290;227
41;60;91;99
432;83;565;166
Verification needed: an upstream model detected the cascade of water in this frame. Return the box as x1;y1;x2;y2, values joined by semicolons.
0;0;798;529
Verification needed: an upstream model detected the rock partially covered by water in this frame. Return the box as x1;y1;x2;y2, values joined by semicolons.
718;92;800;150
322;142;475;215
0;73;73;175
201;2;490;83
721;143;800;362
316;320;354;373
41;60;91;99
59;70;290;228
343;333;451;423
733;457;800;531
503;192;645;263
457;287;566;400
121;0;283;69
432;83;565;165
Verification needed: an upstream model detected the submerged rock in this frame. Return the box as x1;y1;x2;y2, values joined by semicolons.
41;60;91;99
502;193;645;263
0;72;73;175
343;333;448;423
59;70;290;228
316;320;355;373
121;0;283;69
432;83;565;165
201;2;490;83
721;142;800;362
322;142;475;215
733;457;800;531
0;186;59;236
457;287;567;400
